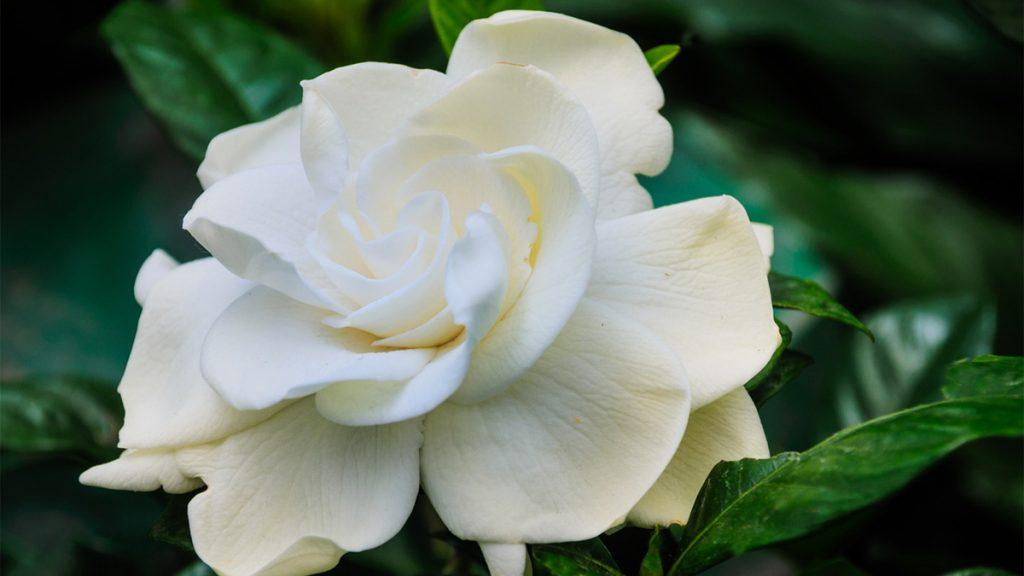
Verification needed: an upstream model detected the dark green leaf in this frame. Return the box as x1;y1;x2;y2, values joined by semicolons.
0;376;122;460
669;393;1024;574
428;0;544;54
943;355;1023;399
836;297;995;426
768;272;872;339
965;0;1023;43
645;44;680;76
531;539;622;576
151;491;199;551
102;1;323;159
748;350;814;407
640;527;684;576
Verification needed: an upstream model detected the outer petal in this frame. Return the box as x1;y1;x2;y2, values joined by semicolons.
452;148;596;404
300;63;449;174
752;222;774;269
201;286;435;411
80;448;201;494
481;543;530;576
421;298;690;543
400;64;601;209
197;106;301;189
448;11;671;219
133;249;178;306
177;400;421;576
588;196;780;409
184;164;345;310
117;258;278;449
629;389;768;526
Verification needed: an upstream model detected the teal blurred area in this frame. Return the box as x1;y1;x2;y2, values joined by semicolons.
1;1;1021;574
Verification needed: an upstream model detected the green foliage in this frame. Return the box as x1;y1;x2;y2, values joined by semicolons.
768;272;873;338
102;1;324;159
745;320;813;406
151;492;198;551
836;297;995;426
665;383;1023;574
645;45;680;76
0;376;122;461
944;355;1024;399
428;0;544;54
531;539;622;576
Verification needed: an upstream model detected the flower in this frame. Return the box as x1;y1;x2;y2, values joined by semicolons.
81;10;779;576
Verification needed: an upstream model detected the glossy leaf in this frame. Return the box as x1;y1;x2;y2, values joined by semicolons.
531;539;622;576
0;376;122;460
769;272;872;338
669;392;1024;574
102;1;323;159
428;0;545;54
836;297;995;426
943;355;1023;399
748;350;814;407
645;44;681;76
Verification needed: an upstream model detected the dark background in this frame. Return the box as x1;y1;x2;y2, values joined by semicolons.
2;1;1022;574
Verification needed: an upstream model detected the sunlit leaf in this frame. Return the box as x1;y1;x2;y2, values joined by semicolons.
645;44;680;76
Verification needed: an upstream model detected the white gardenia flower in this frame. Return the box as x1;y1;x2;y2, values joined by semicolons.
81;10;780;576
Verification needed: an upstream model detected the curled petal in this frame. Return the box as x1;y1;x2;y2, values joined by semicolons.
133;249;178;306
201;287;436;411
449;11;671;219
400;64;601;209
117;258;278;449
197;106;301;189
178;400;421;576
589;196;780;409
422;298;690;543
80;448;200;494
184;164;349;310
481;543;530;576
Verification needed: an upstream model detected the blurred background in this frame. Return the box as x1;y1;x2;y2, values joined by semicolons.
2;1;1021;574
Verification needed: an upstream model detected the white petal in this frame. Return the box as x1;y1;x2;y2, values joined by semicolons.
299;85;349;203
315;335;472;427
453;148;595;404
481;543;530;576
752;222;774;270
197;106;301;189
448;11;671;219
422;298;690;543
629;389;768;526
400;64;601;209
133;249;178;306
118;258;278;449
201;286;435;411
588;196;780;409
446;211;510;341
177;400;421;576
301;63;449;172
184;164;343;309
80;448;201;494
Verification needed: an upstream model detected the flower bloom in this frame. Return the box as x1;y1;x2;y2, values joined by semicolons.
82;10;779;576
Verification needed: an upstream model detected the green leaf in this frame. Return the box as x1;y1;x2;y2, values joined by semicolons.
748;350;814;407
965;0;1023;43
150;491;198;551
669;392;1024;574
645;44;680;76
428;0;544;54
0;376;122;460
768;272;872;339
531;539;622;576
640;527;683;576
943;570;1017;576
943;355;1023;399
744;320;813;406
102;1;324;159
836;297;996;426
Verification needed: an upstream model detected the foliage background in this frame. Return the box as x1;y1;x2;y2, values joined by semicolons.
1;1;1021;574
